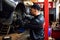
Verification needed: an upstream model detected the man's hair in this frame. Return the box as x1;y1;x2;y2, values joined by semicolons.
31;4;40;11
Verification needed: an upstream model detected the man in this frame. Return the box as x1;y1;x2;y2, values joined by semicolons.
25;4;44;40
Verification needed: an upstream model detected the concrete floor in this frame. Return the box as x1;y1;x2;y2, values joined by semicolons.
0;31;30;40
0;32;55;40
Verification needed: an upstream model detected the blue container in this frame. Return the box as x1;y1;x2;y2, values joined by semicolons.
18;28;25;33
48;27;52;37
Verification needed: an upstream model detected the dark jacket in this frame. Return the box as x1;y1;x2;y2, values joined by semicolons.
25;14;44;40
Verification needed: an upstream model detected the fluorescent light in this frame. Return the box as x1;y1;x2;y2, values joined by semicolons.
38;0;44;2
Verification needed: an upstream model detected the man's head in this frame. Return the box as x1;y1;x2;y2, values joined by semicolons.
30;4;40;16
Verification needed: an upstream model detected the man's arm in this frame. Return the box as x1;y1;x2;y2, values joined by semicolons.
24;15;44;29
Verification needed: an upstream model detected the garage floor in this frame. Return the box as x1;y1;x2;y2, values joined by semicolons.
0;31;30;40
